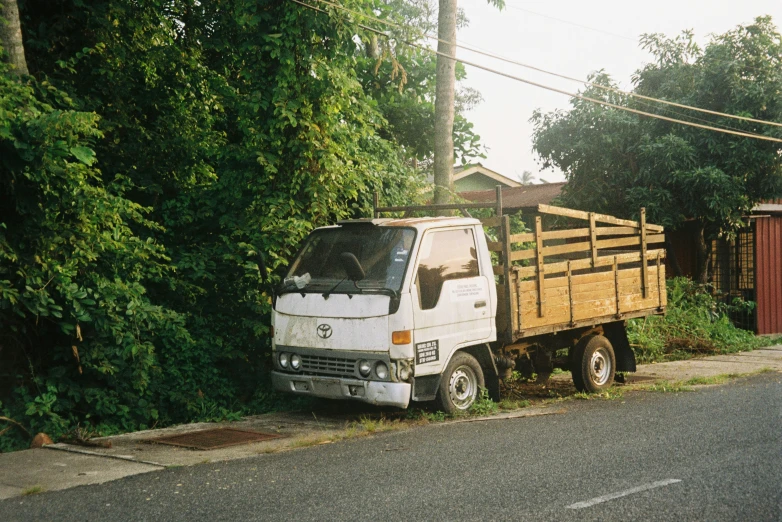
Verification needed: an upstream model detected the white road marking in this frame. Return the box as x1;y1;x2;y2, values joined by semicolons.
567;479;682;509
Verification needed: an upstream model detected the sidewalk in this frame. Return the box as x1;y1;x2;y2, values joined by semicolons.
1;345;781;500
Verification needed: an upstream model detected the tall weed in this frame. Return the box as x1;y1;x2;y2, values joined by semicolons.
628;277;767;363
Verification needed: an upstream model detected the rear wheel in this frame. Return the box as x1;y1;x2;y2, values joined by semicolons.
436;352;485;414
571;335;615;393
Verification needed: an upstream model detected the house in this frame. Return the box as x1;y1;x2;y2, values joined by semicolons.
668;199;782;334
459;182;565;215
453;164;521;192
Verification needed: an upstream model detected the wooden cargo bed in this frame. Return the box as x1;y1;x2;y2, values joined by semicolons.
486;204;667;343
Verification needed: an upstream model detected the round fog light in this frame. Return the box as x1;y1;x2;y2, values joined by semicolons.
358;360;371;377
279;352;289;369
400;366;411;381
290;354;301;370
375;361;389;380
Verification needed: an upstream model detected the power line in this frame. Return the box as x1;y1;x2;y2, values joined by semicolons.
307;0;782;131
291;0;782;144
504;4;636;42
292;0;782;144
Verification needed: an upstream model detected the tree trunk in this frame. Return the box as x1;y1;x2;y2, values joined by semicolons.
664;235;683;278
693;221;711;284
433;0;457;207
0;0;29;75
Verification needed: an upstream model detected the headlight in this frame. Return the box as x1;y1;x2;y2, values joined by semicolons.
399;366;411;381
358;360;371;377
290;354;301;370
279;352;289;369
375;361;389;380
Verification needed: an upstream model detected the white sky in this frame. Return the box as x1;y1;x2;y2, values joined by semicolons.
456;0;782;183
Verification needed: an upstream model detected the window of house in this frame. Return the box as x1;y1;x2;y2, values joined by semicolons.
416;228;479;310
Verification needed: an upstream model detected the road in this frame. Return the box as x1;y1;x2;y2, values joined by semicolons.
2;373;781;521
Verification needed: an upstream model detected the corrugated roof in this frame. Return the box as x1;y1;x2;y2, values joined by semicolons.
460;182;565;210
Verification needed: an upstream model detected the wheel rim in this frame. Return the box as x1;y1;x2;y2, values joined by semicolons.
448;365;478;410
589;347;612;386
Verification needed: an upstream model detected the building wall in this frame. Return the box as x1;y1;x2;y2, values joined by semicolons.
756;216;782;334
455;175;506;192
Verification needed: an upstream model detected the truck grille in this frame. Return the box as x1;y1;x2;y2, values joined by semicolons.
300;354;356;378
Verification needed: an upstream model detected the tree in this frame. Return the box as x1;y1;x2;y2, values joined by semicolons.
520;170;534;185
1;0;427;449
532;17;782;282
0;0;28;74
433;0;502;204
356;0;484;170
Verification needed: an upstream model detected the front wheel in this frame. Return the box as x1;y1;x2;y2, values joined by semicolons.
571;335;616;393
436;352;485;414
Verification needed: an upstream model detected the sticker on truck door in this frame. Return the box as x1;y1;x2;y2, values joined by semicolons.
416;340;439;364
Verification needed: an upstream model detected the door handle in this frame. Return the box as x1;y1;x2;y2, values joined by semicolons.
474;300;487;308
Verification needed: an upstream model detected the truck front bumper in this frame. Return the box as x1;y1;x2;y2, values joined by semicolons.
271;371;411;409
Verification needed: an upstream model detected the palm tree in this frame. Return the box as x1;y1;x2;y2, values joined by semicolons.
433;0;504;206
520;170;535;185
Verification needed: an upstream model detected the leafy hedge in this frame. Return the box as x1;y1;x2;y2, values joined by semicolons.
1;0;426;452
627;277;768;364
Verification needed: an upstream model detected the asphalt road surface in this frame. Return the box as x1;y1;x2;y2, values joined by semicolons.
2;373;781;521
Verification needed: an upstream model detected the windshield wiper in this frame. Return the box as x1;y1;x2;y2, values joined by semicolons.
322;277;347;300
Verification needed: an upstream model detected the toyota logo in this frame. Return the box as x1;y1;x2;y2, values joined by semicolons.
317;324;333;339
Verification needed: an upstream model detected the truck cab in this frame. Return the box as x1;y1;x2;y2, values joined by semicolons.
271;217;497;411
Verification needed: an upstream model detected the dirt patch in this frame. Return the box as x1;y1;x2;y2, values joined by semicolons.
500;378;579;404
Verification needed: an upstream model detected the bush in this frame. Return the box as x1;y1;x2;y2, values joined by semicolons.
627;277;767;364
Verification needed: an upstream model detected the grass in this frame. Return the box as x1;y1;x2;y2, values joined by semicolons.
469;388;499;416
570;388;626;401
405;409;448;423
639;381;693;393
288;434;339;449
683;367;775;387
21;485;44;496
498;398;531;410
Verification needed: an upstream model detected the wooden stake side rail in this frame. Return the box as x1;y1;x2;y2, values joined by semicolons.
538;204;664;232
509;264;667;338
482;204;667;343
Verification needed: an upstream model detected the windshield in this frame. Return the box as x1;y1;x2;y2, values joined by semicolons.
286;225;416;294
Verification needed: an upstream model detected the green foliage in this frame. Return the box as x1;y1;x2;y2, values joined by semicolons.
2;0;435;450
532;17;782;279
627;277;767;364
469;387;499;416
351;0;487;168
0;54;195;451
498;398;531;410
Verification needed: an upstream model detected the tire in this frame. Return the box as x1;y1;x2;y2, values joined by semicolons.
571;335;616;393
436;352;485;414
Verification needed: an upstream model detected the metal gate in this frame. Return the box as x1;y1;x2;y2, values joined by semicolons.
755;216;782;334
710;224;756;332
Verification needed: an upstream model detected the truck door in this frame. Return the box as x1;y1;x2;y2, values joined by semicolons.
411;227;492;374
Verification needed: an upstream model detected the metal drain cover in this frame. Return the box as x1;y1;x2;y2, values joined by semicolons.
148;428;284;450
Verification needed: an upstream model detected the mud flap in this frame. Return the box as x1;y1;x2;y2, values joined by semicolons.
464;344;500;402
412;374;440;402
604;321;636;373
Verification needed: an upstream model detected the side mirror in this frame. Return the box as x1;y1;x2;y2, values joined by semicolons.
340;252;365;282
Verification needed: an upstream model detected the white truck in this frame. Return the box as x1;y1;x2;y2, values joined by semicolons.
271;190;667;413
